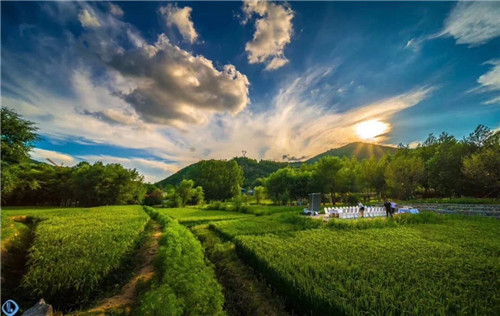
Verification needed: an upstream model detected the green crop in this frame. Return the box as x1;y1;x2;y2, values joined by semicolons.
158;208;252;226
210;213;321;240
235;216;500;315
138;207;224;315
20;206;149;307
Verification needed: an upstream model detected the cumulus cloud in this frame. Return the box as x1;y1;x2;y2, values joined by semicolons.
103;34;250;126
78;9;101;28
441;2;500;46
109;3;124;17
243;0;294;71
31;148;76;166
159;4;198;43
74;6;250;127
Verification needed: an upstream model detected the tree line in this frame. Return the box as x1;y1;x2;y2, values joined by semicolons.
2;108;498;207
1;108;145;206
262;125;499;204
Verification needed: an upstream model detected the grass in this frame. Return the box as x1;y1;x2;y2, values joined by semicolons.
234;215;500;315
11;206;149;310
209;212;322;240
157;208;253;226
138;207;224;315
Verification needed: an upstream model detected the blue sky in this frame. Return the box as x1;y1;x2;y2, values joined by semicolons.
2;1;499;182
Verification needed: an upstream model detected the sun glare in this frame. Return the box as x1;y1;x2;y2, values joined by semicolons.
356;120;388;140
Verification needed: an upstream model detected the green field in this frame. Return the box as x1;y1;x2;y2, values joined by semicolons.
1;206;149;310
234;215;500;315
2;205;499;315
157;207;253;226
209;212;322;240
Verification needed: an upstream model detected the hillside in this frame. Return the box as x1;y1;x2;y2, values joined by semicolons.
156;142;395;188
155;158;288;189
305;142;396;164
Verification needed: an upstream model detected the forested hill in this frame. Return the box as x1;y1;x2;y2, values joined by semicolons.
156;142;396;188
155;158;288;188
305;142;396;164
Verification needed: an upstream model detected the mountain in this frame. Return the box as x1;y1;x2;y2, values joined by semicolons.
155;142;396;188
155;157;288;189
305;142;396;164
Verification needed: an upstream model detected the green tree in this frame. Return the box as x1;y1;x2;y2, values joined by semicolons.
1;108;39;197
191;186;205;206
254;186;266;204
462;147;500;197
177;179;195;207
144;188;164;206
313;157;343;205
187;160;243;201
385;155;425;200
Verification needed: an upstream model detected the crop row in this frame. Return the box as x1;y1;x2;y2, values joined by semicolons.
138;207;224;315
21;206;149;308
235;217;500;315
158;208;252;227
209;213;322;240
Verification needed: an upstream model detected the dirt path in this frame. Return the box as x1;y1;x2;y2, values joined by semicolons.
191;225;289;316
84;220;162;315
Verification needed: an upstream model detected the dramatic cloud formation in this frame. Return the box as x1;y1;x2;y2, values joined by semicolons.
77;3;250;127
108;34;249;126
243;1;294;70
78;9;101;28
160;4;198;43
441;2;500;46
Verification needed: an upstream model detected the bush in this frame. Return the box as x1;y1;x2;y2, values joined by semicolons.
138;207;224;315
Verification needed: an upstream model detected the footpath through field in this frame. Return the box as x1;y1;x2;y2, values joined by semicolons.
83;219;162;315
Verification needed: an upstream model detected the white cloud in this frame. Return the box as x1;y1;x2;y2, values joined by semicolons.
29;148;178;182
483;96;500;105
78;9;101;28
31;148;76;166
74;7;250;127
4;3;436;184
441;2;500;46
469;60;500;105
77;155;180;182
104;34;250;126
243;1;294;71
477;60;500;92
109;3;124;17
159;4;198;43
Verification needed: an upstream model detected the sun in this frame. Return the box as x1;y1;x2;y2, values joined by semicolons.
355;120;388;140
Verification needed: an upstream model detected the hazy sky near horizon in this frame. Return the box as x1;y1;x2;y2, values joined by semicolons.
2;1;499;182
